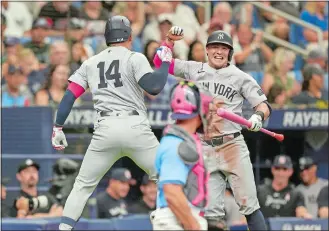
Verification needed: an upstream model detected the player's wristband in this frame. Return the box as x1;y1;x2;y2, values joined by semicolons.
255;111;265;121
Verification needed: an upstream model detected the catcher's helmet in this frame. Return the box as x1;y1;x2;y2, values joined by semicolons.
206;30;234;61
104;15;132;46
169;80;213;133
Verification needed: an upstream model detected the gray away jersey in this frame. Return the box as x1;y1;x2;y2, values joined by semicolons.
296;178;328;217
69;46;153;112
174;60;267;138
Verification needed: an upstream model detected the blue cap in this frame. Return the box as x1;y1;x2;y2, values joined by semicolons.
4;37;20;47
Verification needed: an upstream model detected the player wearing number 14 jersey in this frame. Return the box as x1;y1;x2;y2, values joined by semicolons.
51;16;172;230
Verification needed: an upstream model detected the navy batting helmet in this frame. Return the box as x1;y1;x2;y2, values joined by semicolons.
104;15;132;46
206;30;234;61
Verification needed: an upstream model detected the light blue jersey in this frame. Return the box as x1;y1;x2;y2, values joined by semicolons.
155;135;191;208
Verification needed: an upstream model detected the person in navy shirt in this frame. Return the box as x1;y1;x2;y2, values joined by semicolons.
151;81;212;230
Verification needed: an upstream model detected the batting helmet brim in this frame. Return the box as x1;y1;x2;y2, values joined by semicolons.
206;41;233;50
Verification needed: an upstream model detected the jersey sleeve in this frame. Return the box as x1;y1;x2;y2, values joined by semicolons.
317;186;328;208
68;61;89;90
295;189;306;208
130;52;154;82
241;73;267;107
173;59;202;81
157;137;190;186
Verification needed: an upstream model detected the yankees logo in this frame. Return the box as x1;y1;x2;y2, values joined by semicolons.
218;33;224;40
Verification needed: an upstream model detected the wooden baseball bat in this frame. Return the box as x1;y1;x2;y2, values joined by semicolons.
217;108;284;142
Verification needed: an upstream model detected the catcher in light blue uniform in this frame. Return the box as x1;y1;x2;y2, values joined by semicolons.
151;81;212;230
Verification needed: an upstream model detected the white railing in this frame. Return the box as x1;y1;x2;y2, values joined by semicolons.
251;2;324;47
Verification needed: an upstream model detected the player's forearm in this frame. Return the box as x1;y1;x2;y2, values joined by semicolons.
55;82;85;127
296;206;311;218
153;42;175;75
164;184;200;229
255;101;271;120
319;207;329;218
138;62;169;95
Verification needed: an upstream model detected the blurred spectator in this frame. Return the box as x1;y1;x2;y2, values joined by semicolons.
24;18;51;65
1;13;7;64
306;47;328;91
70;42;91;74
224;185;247;227
34;64;70;108
1;179;12;218
300;2;328;50
1;1;33;37
306;47;328;72
262;48;301;107
128;174;156;214
142;13;188;60
291;64;328;180
48;41;71;68
296;157;328;218
234;24;273;72
18;48;47;95
291;64;328;107
13;159;63;218
38;2;80;35
317;185;328;218
144;40;160;68
265;20;290;51
80;1;109;21
188;40;206;62
1;65;33;107
258;155;312;219
96;168;134;219
113;2;145;38
170;2;200;45
2;37;22;75
198;2;234;46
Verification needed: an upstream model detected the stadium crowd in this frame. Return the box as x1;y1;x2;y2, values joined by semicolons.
1;1;328;228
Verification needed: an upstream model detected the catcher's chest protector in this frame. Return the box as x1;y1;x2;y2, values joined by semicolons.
163;125;209;208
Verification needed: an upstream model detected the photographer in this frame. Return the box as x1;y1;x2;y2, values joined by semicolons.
13;159;63;218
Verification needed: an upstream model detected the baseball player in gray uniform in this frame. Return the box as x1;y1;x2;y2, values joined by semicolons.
154;27;271;230
51;16;173;230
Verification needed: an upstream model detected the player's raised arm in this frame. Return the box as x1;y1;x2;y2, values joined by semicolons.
52;63;88;150
153;26;189;78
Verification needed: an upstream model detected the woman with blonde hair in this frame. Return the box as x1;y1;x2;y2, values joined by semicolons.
262;48;301;107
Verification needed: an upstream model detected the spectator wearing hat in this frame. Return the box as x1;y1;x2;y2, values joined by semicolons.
257;155;312;219
1;36;21;73
14;159;63;218
292;64;328;107
306;47;328;91
24;18;51;65
128;174;157;214
317;185;328;218
96;168;134;218
296;157;328;218
1;65;33;107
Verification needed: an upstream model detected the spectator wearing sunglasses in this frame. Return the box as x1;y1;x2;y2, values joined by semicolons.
257;155;312;219
296;157;328;218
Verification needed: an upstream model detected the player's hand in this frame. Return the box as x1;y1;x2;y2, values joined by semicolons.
248;114;262;132
52;126;68;150
156;46;173;63
167;26;184;41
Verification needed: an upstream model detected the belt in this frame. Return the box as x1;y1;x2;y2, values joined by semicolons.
99;110;139;117
205;132;241;147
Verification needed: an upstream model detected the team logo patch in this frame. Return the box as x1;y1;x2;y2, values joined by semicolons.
124;170;131;179
257;89;264;96
279;156;286;164
218;33;224;40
